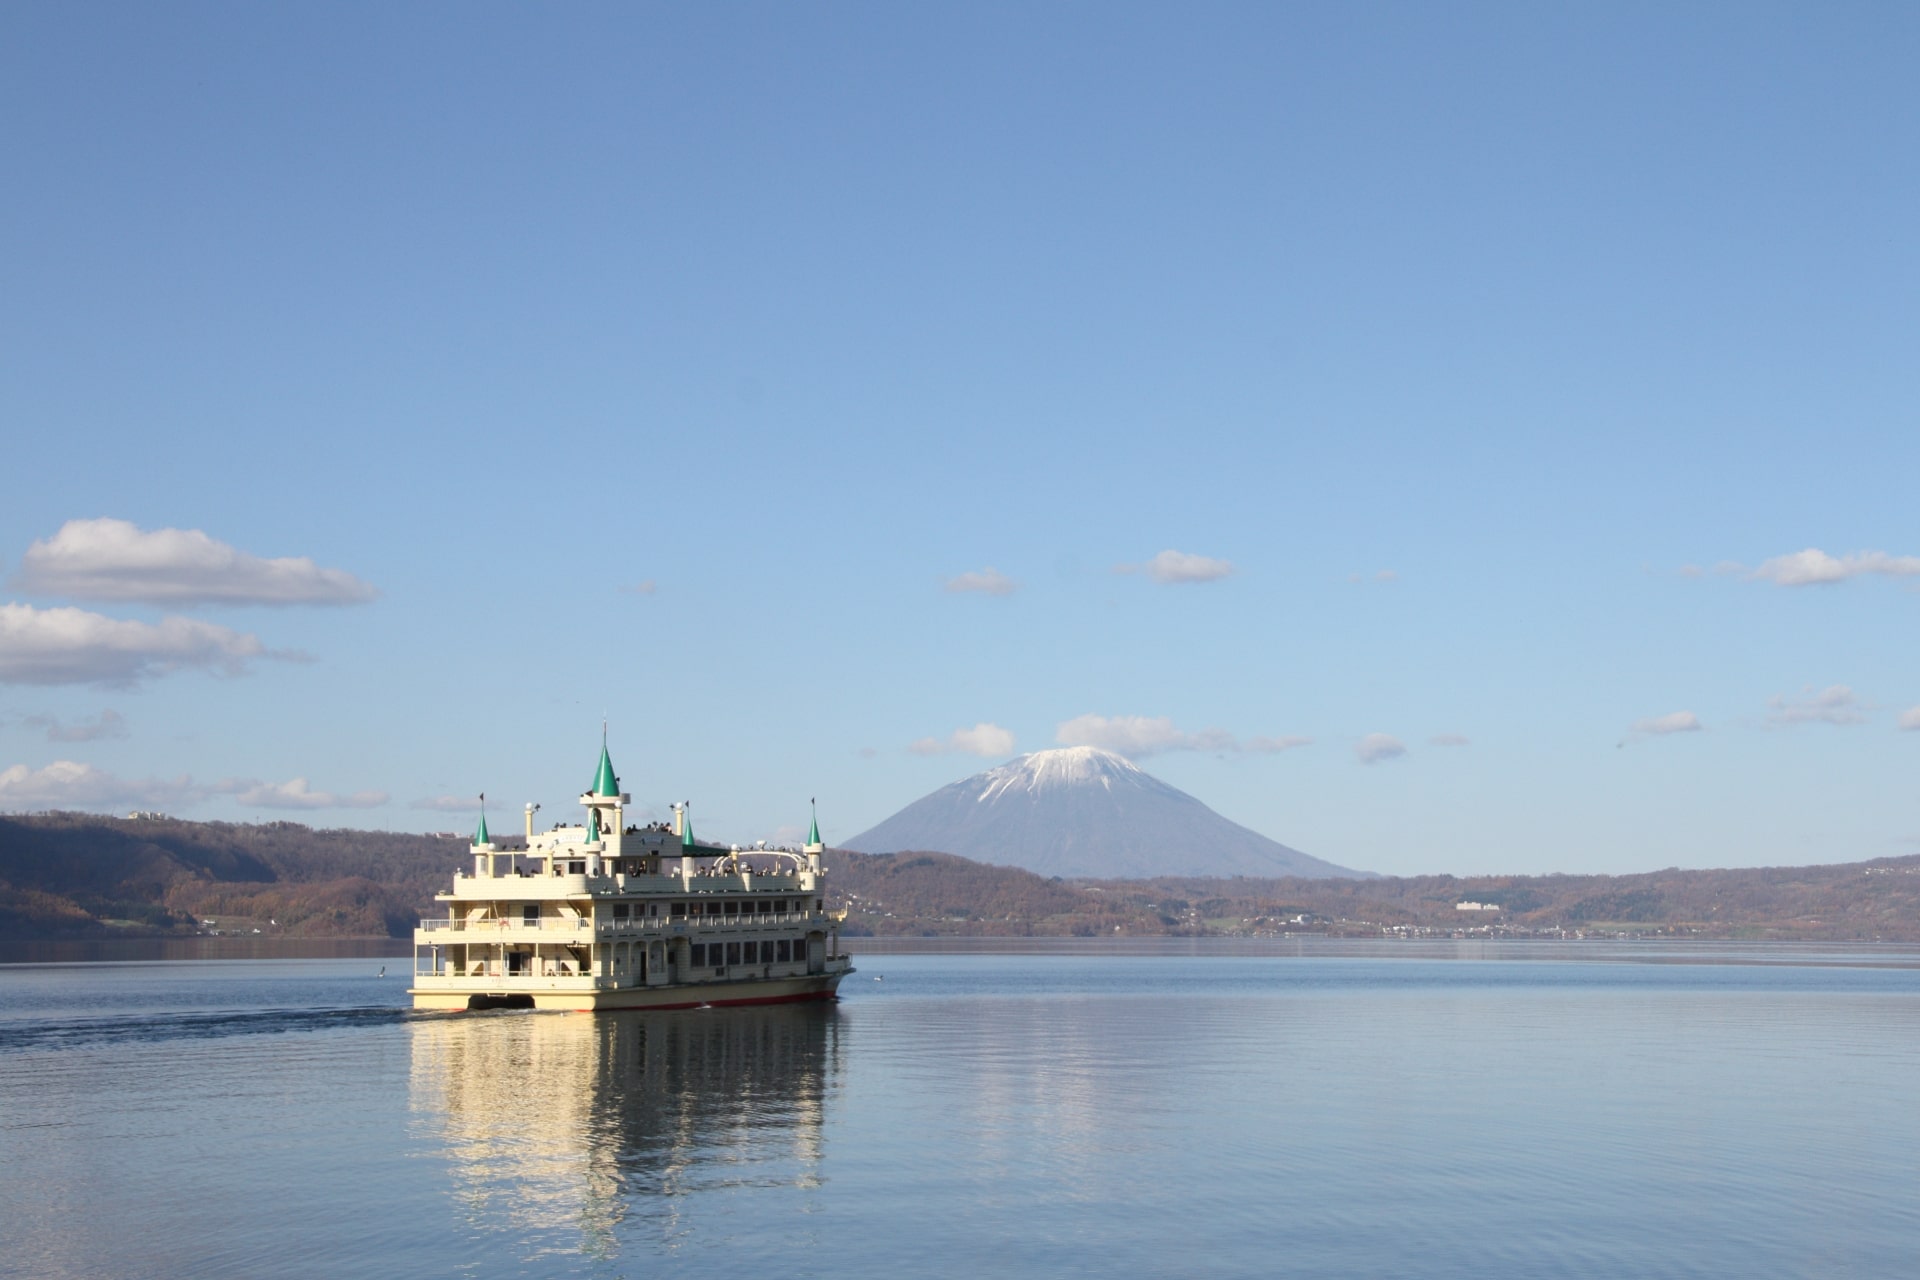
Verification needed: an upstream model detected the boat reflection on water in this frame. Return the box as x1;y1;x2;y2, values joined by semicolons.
407;1005;842;1258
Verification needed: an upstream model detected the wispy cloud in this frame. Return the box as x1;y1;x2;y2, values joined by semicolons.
1055;714;1307;759
1901;707;1920;732
1116;550;1234;585
0;603;297;687
411;794;485;813
909;722;1016;757
0;760;201;811
14;518;377;607
220;777;389;810
942;567;1017;596
1766;685;1866;728
1747;548;1920;587
1355;733;1406;764
1243;734;1313;754
24;709;129;742
620;580;658;596
1630;711;1704;738
1429;733;1470;747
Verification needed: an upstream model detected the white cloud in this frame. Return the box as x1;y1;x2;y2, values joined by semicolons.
1631;711;1704;737
0;603;292;686
0;760;201;811
1766;685;1866;728
943;567;1017;596
910;722;1016;757
950;723;1016;756
1748;548;1920;587
1116;550;1234;585
222;777;388;810
1901;707;1920;732
620;580;658;596
1429;733;1470;747
1355;733;1406;764
14;518;378;606
1055;714;1305;759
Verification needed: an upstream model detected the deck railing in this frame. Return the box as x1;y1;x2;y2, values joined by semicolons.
418;911;818;934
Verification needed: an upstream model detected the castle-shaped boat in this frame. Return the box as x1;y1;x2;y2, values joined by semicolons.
409;741;853;1011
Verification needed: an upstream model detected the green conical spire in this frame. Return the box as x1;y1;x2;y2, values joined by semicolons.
586;807;601;843
808;797;821;848
473;809;490;848
592;741;619;797
681;805;695;848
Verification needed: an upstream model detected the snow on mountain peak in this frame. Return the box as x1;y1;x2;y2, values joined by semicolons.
976;745;1145;801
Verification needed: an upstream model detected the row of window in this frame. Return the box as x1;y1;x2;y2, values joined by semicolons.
666;898;822;919
691;938;805;968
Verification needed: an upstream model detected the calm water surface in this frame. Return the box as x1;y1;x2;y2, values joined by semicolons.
2;942;1917;1278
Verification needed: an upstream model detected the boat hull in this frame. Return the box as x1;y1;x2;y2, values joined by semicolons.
409;968;851;1013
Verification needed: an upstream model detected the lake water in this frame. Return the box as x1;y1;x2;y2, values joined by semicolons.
2;941;1917;1279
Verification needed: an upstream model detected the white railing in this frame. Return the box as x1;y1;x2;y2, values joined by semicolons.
417;917;593;933
418;911;821;934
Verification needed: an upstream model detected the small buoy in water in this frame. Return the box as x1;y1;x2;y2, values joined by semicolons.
873;975;883;981
378;966;386;978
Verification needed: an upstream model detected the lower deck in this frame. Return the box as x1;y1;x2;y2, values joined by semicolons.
409;965;852;1012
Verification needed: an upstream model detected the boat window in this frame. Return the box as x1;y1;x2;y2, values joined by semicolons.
691;944;706;966
726;942;741;966
523;905;538;925
612;903;629;920
777;939;791;962
671;902;686;917
706;901;721;916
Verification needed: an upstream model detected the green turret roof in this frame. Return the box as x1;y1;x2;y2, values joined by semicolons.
592;742;619;797
681;808;695;847
586;808;601;843
808;799;821;848
473;811;489;848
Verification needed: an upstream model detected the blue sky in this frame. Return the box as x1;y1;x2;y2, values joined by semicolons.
2;3;1915;876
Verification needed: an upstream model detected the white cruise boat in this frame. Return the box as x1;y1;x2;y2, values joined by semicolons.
409;741;853;1011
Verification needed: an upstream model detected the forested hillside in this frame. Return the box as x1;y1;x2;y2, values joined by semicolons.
832;850;1920;941
0;812;468;938
3;811;1918;941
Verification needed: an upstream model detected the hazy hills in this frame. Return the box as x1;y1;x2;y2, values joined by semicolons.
841;745;1366;879
3;810;1916;943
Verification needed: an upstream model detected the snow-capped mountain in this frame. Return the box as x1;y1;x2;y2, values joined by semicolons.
840;745;1368;879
